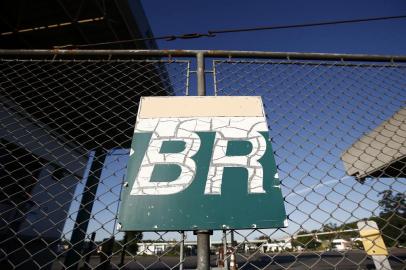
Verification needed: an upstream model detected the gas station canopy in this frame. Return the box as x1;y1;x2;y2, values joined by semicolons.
341;107;406;181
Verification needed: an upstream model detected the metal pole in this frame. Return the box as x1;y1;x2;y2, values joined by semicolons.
83;232;96;270
1;49;406;62
64;149;106;269
223;230;229;270
197;52;206;96
179;231;185;270
356;221;392;270
119;233;128;267
231;230;235;268
197;230;211;270
372;255;392;270
196;51;210;270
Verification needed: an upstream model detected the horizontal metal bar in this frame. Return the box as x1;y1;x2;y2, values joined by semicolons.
1;49;406;62
213;60;406;68
293;229;359;239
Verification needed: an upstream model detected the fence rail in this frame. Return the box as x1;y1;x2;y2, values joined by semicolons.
0;49;405;270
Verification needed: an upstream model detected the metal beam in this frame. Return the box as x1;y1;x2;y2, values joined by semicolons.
0;49;406;62
56;0;91;45
64;149;107;269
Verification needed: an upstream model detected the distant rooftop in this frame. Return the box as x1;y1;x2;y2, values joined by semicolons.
341;107;406;181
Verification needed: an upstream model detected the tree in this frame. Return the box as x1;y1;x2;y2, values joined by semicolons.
256;235;270;241
376;190;406;247
124;231;143;254
291;230;321;250
318;223;338;241
378;190;405;216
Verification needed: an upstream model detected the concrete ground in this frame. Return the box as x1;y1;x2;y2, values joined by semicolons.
54;249;406;270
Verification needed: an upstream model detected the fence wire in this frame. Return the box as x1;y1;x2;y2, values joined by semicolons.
0;52;405;270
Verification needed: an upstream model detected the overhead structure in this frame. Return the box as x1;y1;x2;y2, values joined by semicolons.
341;107;406;181
0;1;172;269
0;0;157;49
0;0;172;151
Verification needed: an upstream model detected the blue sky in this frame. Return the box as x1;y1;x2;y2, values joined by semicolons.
141;0;406;54
63;0;406;243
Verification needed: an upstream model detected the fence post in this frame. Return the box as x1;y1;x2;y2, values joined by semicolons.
180;231;185;270
195;51;211;270
223;230;229;270
197;52;206;96
83;232;96;270
119;233;128;267
197;230;211;270
64;149;106;269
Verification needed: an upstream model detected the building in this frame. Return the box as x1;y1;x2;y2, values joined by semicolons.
0;1;171;269
331;239;352;251
263;241;293;252
0;98;88;268
135;238;294;256
341;107;406;181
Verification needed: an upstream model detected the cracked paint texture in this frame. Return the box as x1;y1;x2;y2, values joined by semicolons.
130;117;269;195
119;96;287;230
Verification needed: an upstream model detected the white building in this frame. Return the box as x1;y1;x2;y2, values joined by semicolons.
263;241;293;252
135;238;294;255
136;241;200;255
331;239;352;251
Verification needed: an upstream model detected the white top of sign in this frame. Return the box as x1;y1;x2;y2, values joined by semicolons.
138;96;265;118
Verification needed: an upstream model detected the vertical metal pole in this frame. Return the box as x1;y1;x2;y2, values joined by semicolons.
230;230;235;247
372;255;392;270
197;52;206;96
196;51;210;270
223;230;229;270
98;236;115;270
83;232;96;270
64;149;106;269
185;61;191;96
212;61;218;96
179;231;185;270
197;230;211;270
229;230;237;270
119;233;128;267
357;221;392;270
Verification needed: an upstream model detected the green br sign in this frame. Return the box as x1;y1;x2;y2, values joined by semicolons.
118;96;287;231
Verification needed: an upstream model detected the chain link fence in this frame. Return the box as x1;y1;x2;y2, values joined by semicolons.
0;50;405;270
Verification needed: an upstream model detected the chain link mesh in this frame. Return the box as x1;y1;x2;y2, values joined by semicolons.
213;59;405;270
0;53;405;270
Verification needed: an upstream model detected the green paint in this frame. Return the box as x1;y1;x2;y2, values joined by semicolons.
160;140;185;153
151;164;182;182
226;140;253;156
119;131;286;231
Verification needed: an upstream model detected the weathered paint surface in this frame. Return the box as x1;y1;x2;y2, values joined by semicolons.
119;96;287;231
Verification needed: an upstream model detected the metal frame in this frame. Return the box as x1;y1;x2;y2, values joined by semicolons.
1;49;406;62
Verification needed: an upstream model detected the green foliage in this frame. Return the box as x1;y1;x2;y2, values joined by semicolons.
124;231;143;254
164;245;181;256
352;240;364;250
378;190;405;216
375;190;406;247
289;190;405;251
317;223;338;241
255;235;270;241
291;231;321;250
